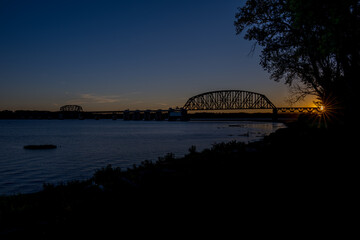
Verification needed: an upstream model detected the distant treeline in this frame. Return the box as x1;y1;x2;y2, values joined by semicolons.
0;110;58;119
0;110;300;120
0;110;107;120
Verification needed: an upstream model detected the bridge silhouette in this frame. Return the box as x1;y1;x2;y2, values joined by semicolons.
60;90;321;120
183;90;275;110
182;90;319;113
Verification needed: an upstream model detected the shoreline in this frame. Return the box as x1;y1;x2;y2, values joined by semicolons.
0;119;285;196
0;119;354;236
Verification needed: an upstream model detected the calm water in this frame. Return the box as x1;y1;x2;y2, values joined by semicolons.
0;120;285;195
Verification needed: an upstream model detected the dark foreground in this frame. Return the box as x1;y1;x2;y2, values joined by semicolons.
0;118;356;238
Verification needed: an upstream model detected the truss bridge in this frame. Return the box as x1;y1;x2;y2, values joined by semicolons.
183;90;320;113
58;90;321;121
183;90;275;110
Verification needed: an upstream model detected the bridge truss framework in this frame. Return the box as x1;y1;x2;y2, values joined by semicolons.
58;90;321;121
183;90;320;113
183;90;276;111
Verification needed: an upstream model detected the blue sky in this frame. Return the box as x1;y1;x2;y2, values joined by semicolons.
0;0;313;111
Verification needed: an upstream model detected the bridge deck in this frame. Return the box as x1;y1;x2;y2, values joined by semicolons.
276;107;320;113
84;107;320;114
59;90;322;115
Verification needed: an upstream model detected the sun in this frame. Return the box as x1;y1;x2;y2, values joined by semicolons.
311;94;343;128
313;101;325;113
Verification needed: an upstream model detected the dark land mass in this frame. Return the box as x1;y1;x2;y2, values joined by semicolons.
0;109;298;121
0;115;356;238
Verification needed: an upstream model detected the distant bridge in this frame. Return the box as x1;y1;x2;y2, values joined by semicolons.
183;90;320;113
183;90;275;110
60;105;83;112
59;90;321;120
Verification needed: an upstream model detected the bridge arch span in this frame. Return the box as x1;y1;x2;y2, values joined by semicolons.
183;90;276;111
60;105;83;112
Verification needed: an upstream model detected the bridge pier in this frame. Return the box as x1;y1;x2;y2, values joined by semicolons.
272;108;278;121
133;110;141;120
144;110;151;121
123;110;130;120
181;109;189;121
78;113;84;120
155;110;165;120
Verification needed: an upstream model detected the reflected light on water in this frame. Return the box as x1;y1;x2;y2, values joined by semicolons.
0;120;285;195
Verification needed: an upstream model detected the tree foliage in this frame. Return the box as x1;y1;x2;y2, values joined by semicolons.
235;0;360;124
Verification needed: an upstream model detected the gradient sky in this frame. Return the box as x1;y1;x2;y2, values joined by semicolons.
0;0;315;111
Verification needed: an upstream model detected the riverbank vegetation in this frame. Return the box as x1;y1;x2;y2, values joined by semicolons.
0;115;354;237
235;0;359;127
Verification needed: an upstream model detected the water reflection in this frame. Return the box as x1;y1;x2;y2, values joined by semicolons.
0;120;285;195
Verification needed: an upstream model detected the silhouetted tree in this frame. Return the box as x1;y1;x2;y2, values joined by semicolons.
235;0;360;126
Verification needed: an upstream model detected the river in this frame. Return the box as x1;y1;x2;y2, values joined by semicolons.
0;120;285;195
